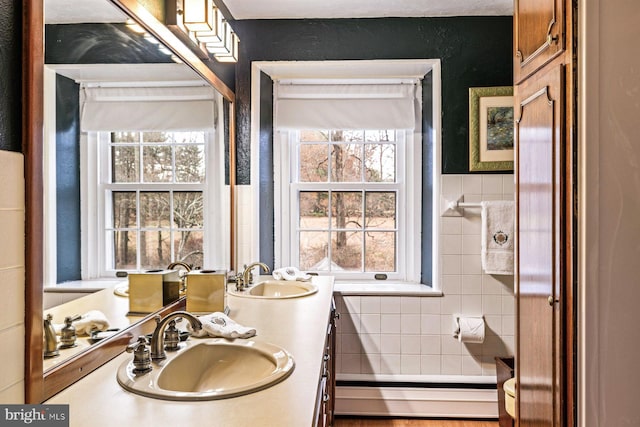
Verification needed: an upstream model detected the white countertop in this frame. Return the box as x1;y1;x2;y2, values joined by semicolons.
45;276;335;427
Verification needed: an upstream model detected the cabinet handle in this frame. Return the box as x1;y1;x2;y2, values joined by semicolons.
547;33;559;45
548;295;558;306
323;393;330;402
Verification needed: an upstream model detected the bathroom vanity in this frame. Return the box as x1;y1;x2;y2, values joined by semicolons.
45;276;336;427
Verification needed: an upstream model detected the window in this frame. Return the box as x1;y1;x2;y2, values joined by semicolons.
292;129;401;275
273;79;423;282
105;131;206;271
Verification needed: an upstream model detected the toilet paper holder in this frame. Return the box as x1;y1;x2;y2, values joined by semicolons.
452;314;485;341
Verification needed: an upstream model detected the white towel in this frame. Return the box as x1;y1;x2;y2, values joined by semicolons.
272;266;311;281
481;201;515;275
186;312;257;339
53;310;110;336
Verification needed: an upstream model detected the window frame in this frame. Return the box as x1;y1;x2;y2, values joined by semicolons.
275;126;422;282
81;129;226;278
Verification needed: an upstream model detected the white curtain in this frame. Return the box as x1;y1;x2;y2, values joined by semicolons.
80;85;217;132
275;82;420;130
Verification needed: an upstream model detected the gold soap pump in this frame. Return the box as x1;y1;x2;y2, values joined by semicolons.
60;315;80;348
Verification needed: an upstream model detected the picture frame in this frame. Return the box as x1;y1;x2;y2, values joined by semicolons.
469;86;514;172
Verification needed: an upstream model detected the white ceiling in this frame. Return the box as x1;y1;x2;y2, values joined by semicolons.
45;0;512;24
224;0;513;20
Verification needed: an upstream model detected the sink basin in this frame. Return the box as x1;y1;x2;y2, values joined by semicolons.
116;339;294;401
229;280;318;299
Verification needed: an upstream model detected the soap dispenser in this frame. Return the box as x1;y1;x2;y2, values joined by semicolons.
60;315;79;348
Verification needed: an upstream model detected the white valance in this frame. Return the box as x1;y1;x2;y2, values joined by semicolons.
275;82;420;130
80;86;217;132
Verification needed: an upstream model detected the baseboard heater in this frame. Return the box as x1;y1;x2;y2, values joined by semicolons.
335;380;499;419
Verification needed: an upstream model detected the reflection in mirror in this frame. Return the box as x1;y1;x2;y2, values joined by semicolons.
42;0;231;376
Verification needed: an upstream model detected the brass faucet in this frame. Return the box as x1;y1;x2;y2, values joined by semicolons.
167;261;192;272
44;314;59;358
167;261;192;293
150;311;202;361
236;262;270;291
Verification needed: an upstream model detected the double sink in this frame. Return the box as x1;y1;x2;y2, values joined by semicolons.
116;278;318;401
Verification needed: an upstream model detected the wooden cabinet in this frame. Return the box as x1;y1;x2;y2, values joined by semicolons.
514;0;575;426
315;298;337;427
514;0;566;84
515;63;565;427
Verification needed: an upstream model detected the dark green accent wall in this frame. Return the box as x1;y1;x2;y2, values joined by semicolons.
55;75;82;282
0;0;22;153
231;16;513;183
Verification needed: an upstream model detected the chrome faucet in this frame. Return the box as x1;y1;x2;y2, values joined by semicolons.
150;311;202;361
236;262;270;291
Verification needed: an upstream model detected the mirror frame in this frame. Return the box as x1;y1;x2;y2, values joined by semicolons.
24;0;236;403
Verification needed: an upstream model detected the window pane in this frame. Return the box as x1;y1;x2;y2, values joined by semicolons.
299;231;329;270
331;230;362;271
331;130;364;142
365;143;396;182
112;192;136;229
143;146;173;182
112;146;139;183
140;192;170;228
140;230;171;269
299;191;328;229
111;131;140;143
331;192;362;229
365;232;395;272
113;230;137;270
173;191;204;228
365;192;396;229
167;131;205;144
299;144;329;182
175;145;205;182
300;130;329;142
142;131;171;143
174;230;203;268
331;144;362;182
365;130;396;142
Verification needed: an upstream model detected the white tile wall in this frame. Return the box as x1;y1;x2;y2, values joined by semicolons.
0;151;25;402
334;174;515;379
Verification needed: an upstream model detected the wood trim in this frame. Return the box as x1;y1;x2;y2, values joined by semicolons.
229;101;237;271
108;0;235;103
23;0;45;405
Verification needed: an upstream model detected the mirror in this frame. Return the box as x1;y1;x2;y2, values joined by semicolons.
25;0;236;402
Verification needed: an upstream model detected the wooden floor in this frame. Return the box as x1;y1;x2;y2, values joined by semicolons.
334;417;499;427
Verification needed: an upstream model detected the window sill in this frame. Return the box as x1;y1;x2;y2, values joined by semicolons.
333;281;442;296
44;279;126;293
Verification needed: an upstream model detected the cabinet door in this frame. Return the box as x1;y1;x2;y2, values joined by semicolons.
515;63;564;427
514;0;565;83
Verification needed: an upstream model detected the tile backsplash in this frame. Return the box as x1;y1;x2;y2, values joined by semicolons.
334;174;515;379
0;150;25;402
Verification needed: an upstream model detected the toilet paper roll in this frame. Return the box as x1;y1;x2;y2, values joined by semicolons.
455;316;485;343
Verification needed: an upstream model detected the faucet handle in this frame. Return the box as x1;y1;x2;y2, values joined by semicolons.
164;320;181;351
126;336;152;374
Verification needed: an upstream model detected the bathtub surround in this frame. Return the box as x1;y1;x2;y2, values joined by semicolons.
332;174;514;417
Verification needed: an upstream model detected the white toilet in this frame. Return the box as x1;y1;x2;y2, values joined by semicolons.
503;377;516;418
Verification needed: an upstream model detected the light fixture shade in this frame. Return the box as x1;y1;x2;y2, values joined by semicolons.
214;32;239;63
183;0;214;33
195;7;224;44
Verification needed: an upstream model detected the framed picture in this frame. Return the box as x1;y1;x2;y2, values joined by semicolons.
469;86;514;172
